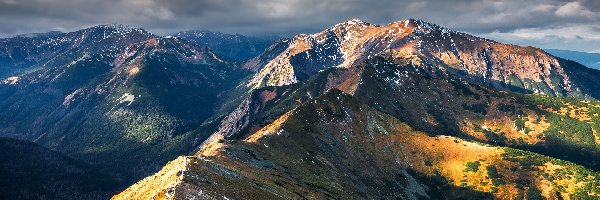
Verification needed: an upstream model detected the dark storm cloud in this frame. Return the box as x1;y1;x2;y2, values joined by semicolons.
0;0;598;52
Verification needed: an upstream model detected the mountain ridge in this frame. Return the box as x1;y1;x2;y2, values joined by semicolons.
116;87;600;199
246;19;600;100
114;19;600;199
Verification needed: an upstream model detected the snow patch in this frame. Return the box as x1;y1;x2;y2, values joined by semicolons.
67;53;91;68
117;93;136;106
105;93;138;115
1;76;20;85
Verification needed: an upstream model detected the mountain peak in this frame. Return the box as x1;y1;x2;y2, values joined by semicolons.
393;19;448;34
83;24;150;37
332;18;438;32
332;18;372;29
344;18;368;24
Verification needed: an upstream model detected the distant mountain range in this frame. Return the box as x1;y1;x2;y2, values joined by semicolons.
545;49;600;70
2;20;600;199
173;30;276;62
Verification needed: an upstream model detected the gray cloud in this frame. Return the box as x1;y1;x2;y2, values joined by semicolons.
0;0;598;52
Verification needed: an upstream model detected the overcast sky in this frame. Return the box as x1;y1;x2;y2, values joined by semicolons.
0;0;598;52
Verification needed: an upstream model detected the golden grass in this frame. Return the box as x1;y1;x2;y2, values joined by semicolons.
113;156;190;200
245;111;292;143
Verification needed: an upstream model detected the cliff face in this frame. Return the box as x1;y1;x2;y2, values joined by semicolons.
247;19;598;99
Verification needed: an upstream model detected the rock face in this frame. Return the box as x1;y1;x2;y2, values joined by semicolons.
247;19;600;99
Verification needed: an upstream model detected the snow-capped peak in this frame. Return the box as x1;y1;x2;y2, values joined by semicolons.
332;19;372;29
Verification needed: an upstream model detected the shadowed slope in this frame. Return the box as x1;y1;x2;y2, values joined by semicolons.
0;137;117;199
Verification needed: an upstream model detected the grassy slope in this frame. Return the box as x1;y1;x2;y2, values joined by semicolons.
350;58;600;171
115;90;600;199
